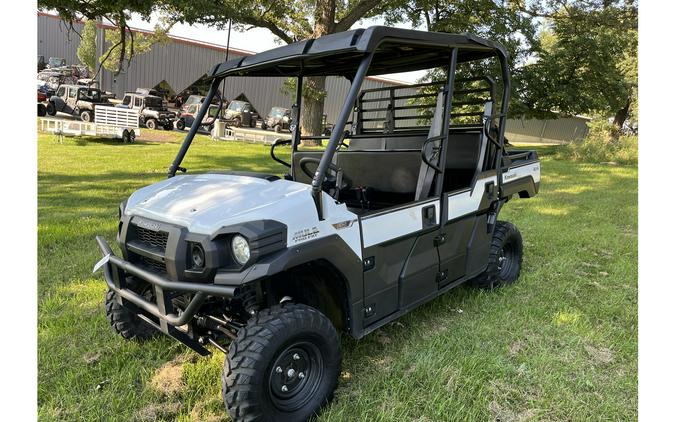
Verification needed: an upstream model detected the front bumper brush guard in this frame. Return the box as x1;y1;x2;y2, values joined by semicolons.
95;236;237;354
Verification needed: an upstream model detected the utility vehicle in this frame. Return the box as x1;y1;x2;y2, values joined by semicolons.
117;92;176;130
261;106;293;133
95;27;540;422
47;56;66;69
222;99;258;128
45;84;110;122
175;102;221;132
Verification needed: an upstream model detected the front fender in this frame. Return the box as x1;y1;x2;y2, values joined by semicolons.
213;234;365;337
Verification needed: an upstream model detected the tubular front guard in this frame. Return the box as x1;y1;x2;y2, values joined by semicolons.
95;236;237;355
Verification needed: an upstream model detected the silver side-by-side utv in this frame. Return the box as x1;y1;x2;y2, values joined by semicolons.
94;26;540;421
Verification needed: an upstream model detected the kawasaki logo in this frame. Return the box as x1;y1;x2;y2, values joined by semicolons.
135;217;161;231
503;173;518;180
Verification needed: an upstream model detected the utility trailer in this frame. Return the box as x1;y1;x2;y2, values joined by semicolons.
40;106;140;142
94;26;540;422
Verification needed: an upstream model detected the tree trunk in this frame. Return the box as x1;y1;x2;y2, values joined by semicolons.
301;76;327;146
299;0;335;145
613;96;631;132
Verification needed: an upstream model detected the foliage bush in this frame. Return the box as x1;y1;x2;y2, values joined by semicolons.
563;119;637;165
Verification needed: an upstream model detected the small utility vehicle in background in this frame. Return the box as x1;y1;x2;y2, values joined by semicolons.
261;106;292;133
175;102;220;132
95;27;540;422
118;92;176;130
47;57;66;69
45;84;110;122
222;99;258;128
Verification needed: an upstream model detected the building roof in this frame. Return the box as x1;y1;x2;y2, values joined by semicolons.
209;26;508;78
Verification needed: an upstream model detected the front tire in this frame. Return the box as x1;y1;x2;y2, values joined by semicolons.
145;118;157;130
80;110;92;122
46;101;56;116
471;221;523;289
223;303;341;422
105;282;157;340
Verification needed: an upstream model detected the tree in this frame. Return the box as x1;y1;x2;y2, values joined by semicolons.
385;0;637;134
161;0;388;142
99;21;173;74
382;0;539;120
518;0;638;132
38;1;157;75
77;19;97;74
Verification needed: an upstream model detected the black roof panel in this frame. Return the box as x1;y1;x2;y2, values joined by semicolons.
210;26;507;79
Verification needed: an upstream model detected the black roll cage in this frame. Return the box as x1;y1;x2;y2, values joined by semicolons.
167;27;511;220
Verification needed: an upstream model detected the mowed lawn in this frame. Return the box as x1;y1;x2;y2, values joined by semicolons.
37;132;637;421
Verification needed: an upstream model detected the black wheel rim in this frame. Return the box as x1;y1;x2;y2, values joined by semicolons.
267;340;324;412
497;239;517;279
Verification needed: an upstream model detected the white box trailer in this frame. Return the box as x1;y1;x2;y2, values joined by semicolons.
39;106;141;142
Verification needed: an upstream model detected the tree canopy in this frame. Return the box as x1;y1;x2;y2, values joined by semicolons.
160;0;388;140
42;0;638;134
38;0;163;75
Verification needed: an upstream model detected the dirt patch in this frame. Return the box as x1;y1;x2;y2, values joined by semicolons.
137;130;182;144
508;340;526;357
150;356;193;396
584;344;615;365
372;355;394;370
82;352;101;365
489;401;538;422
133;402;181;421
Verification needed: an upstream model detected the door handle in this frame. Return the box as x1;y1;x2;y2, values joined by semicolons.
422;204;436;228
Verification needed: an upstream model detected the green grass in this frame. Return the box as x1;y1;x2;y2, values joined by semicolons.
38;132;637;421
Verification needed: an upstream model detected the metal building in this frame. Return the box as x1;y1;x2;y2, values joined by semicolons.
37;12;588;143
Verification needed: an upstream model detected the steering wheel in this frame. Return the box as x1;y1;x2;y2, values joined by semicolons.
299;157;350;194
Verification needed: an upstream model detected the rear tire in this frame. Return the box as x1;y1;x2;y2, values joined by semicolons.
471;221;523;289
261;122;268;130
105;282;157;340
222;303;341;422
38;104;46;117
176;119;185;130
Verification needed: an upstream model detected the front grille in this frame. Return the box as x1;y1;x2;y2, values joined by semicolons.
140;255;167;274
136;226;169;250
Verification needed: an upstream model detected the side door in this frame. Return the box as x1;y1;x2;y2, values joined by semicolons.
358;198;441;327
436;131;495;285
64;87;78;113
52;86;67;112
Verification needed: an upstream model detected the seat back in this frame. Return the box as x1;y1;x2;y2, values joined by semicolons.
414;91;445;201
442;102;493;191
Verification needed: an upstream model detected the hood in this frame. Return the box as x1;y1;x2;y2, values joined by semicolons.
125;174;313;235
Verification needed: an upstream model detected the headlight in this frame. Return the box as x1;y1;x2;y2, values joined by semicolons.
231;235;250;265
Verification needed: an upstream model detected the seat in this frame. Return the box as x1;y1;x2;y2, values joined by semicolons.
414;90;445;200
442;102;493;192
